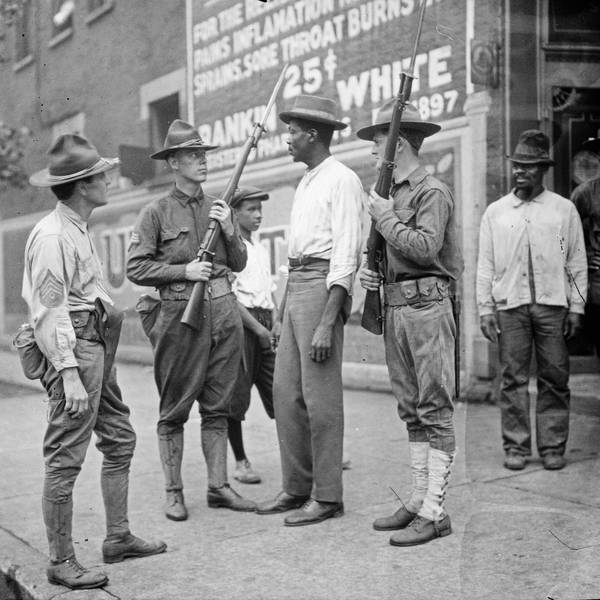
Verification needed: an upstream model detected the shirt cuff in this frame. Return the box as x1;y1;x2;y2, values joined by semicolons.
326;272;353;293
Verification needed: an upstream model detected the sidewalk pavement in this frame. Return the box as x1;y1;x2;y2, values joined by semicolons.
1;345;599;600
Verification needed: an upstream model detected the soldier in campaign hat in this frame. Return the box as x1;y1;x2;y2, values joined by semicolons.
358;99;463;547
127;119;257;520
477;129;587;472
21;134;166;590
256;95;365;526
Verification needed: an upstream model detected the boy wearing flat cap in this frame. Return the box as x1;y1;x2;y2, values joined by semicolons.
127;120;256;520
22;134;166;590
257;95;364;526
227;186;279;484
358;100;463;547
477;129;587;472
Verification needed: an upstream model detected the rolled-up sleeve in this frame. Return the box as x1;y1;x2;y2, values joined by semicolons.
25;235;78;372
327;175;365;292
126;206;187;287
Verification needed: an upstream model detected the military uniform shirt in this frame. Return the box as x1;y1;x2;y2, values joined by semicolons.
22;201;113;372
127;185;247;289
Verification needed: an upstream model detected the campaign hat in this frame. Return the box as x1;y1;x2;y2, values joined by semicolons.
150;119;218;160
231;185;269;209
508;129;555;165
29;133;119;187
279;95;347;130
356;99;441;141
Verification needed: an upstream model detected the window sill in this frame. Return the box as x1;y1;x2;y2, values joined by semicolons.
13;54;34;72
85;1;114;26
48;27;73;49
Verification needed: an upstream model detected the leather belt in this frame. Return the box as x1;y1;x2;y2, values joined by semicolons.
383;276;450;307
288;256;330;268
159;276;232;301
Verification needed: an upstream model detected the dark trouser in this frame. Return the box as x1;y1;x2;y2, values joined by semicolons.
149;294;243;434
497;304;570;456
273;266;344;503
583;302;600;358
230;307;275;421
383;296;456;453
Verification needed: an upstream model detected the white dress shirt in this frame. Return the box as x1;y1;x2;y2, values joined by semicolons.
232;237;275;310
288;155;365;292
476;188;587;316
22;202;113;372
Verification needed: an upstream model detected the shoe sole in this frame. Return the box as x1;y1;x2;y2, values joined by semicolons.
256;498;310;515
165;512;188;521
389;527;452;547
373;522;411;531
207;501;257;512
284;508;344;527
103;543;167;564
504;463;526;470
233;476;262;484
48;575;109;589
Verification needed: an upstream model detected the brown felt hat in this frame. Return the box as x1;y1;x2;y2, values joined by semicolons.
29;134;119;187
150;119;218;160
581;137;600;155
508;129;555;165
356;99;441;141
279;95;347;130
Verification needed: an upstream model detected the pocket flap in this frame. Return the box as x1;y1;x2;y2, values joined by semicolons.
161;227;189;241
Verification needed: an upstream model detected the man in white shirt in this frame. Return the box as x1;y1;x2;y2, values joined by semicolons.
228;186;279;485
257;95;364;525
477;129;587;471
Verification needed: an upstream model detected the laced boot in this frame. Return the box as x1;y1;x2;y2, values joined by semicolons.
158;432;188;521
390;448;454;547
43;497;108;589
373;441;429;531
101;472;166;563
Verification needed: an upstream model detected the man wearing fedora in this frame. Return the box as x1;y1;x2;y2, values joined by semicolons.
127;119;256;520
22;134;166;590
477;129;587;472
228;186;278;485
256;95;364;525
358;100;463;547
571;137;600;357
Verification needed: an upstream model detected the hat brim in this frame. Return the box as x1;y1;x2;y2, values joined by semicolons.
507;154;555;166
582;139;600;154
279;110;347;131
356;120;442;141
29;157;120;187
150;142;219;160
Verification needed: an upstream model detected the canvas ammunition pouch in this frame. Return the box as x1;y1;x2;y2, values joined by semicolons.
383;276;450;308
158;276;232;301
13;323;47;380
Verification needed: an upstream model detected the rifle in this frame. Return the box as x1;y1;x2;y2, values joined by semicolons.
360;0;428;335
181;63;288;330
451;284;461;401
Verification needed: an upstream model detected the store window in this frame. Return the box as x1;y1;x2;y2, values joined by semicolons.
149;94;180;153
50;0;74;45
14;0;32;65
548;0;600;46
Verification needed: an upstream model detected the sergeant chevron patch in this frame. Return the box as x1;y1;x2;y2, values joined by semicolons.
39;269;65;308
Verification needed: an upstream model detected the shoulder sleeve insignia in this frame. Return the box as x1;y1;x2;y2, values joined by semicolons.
39;269;65;308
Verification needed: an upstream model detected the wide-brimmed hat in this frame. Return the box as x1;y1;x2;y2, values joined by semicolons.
508;129;555;165
150;119;218;160
231;185;269;208
581;137;600;155
29;134;119;187
356;99;441;141
279;95;347;130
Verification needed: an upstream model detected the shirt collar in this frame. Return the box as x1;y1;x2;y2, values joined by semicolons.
303;155;335;182
510;187;546;207
171;184;204;206
56;201;87;233
393;166;429;191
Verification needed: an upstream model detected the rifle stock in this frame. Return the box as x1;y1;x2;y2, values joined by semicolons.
360;0;427;335
181;64;288;330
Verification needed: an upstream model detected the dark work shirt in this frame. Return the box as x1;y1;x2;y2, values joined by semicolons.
126;185;247;288
375;166;463;282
